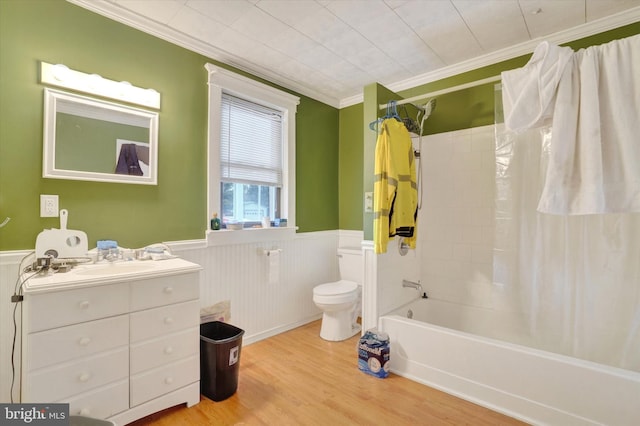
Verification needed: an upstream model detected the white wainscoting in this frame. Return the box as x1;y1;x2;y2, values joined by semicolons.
173;230;340;345
0;230;362;402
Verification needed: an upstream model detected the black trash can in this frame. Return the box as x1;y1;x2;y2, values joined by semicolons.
200;321;244;401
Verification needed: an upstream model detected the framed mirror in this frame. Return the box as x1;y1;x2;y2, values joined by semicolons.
43;88;159;185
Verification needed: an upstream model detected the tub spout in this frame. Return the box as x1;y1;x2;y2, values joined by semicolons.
402;280;422;293
402;279;422;291
402;279;428;299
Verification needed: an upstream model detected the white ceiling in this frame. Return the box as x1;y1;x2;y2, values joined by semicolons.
71;0;640;107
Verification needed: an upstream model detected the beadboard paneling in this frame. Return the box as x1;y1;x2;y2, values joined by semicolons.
175;231;339;344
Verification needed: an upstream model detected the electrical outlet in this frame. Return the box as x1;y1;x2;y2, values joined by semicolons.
40;194;59;217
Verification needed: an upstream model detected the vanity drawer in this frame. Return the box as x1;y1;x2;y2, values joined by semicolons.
26;347;128;402
130;300;199;343
130;355;199;407
130;273;199;311
27;315;128;371
26;283;129;332
63;379;129;420
130;327;199;375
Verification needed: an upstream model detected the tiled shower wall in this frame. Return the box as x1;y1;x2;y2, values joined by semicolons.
373;125;496;317
418;125;496;308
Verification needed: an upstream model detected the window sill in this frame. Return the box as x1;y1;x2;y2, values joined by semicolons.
206;226;298;247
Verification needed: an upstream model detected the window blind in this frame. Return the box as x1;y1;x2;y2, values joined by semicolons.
220;94;283;186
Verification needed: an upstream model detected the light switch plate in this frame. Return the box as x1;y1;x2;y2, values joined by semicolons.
40;194;59;217
364;192;373;212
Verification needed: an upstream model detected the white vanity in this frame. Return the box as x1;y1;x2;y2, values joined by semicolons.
20;258;202;425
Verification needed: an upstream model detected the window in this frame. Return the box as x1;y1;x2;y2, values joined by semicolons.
206;64;299;232
220;94;282;225
221;183;280;225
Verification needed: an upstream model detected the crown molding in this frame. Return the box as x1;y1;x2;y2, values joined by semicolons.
66;0;341;108
340;7;640;108
68;1;638;110
338;93;365;109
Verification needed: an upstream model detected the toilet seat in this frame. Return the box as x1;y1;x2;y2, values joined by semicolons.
314;280;357;296
313;280;358;304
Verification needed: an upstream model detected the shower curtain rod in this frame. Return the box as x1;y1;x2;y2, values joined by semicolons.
378;75;501;110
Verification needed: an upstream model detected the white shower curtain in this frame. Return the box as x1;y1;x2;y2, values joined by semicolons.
501;35;640;215
494;92;640;372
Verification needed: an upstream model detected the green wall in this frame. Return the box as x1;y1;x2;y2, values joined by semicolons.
295;100;340;232
338;103;363;230
0;0;339;250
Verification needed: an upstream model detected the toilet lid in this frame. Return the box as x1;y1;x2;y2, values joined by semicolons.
314;280;358;296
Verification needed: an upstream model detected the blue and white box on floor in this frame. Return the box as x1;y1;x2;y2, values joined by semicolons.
358;329;390;378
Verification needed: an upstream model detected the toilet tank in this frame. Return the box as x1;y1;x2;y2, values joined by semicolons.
337;247;363;285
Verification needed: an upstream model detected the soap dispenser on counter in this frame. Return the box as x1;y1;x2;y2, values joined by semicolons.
211;213;221;230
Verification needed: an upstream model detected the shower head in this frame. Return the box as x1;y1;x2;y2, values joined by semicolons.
422;98;436;118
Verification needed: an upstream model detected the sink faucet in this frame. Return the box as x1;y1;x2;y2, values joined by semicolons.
99;248;120;262
402;279;428;299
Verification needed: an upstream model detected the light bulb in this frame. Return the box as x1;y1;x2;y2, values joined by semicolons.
87;73;103;90
52;64;70;81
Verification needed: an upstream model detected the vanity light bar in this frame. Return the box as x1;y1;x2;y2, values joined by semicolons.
40;62;161;109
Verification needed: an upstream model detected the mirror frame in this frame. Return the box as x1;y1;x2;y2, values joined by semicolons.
43;88;159;185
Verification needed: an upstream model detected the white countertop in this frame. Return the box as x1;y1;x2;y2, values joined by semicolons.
22;257;202;294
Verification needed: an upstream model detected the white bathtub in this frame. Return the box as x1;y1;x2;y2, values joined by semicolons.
379;298;640;425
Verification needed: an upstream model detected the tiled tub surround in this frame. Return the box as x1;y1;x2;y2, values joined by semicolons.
361;126;496;331
417;125;496;309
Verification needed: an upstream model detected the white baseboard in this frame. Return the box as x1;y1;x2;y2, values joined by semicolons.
243;314;322;346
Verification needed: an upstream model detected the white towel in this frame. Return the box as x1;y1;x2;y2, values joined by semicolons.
502;41;573;131
502;35;640;215
268;250;280;285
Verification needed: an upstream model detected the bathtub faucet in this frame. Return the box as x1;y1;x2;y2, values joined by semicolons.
402;279;428;299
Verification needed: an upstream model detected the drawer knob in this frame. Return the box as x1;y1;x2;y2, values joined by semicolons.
163;286;173;294
164;317;174;325
164;377;174;385
164;346;174;355
79;300;90;309
78;372;91;383
78;337;92;346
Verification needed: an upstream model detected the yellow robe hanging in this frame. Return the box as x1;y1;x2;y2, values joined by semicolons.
373;119;418;254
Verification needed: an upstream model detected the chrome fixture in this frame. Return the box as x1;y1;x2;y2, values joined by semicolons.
98;248;120;262
398;237;410;256
402;279;428;299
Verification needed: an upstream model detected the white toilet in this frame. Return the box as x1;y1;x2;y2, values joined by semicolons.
313;247;362;341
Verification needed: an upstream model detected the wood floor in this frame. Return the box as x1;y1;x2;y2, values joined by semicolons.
130;321;527;425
